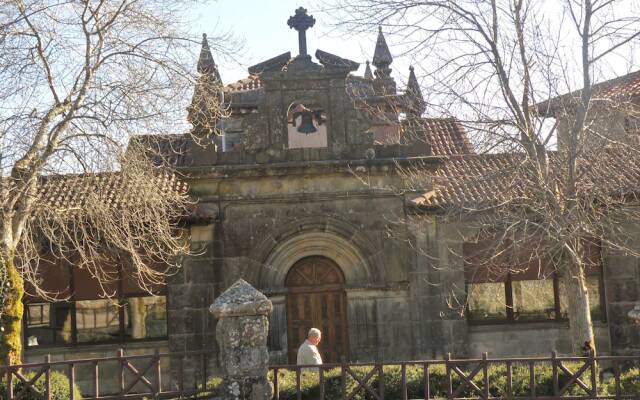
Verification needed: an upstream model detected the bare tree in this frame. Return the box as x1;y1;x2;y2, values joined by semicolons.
331;0;640;354
0;0;232;364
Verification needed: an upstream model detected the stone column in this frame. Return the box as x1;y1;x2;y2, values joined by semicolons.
209;279;273;400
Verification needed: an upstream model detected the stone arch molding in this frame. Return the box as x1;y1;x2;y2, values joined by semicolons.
252;218;383;291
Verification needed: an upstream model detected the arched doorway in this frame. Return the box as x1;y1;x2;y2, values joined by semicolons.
285;256;350;363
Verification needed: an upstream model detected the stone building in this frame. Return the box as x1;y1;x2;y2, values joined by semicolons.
22;7;640;375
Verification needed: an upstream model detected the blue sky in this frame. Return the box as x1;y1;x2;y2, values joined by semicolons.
187;1;412;85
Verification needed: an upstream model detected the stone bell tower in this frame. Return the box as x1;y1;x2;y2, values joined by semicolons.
241;7;373;160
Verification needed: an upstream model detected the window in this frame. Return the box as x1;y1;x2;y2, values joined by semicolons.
124;296;168;340
25;303;73;347
466;274;560;323
467;282;507;320
25;295;167;348
24;263;167;348
466;272;605;323
464;239;605;324
511;279;556;321
75;299;121;343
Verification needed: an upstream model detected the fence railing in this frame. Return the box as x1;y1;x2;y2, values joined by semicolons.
2;351;640;399
1;349;217;400
270;352;640;400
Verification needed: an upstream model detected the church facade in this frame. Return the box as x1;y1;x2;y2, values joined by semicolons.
23;8;640;372
159;8;640;364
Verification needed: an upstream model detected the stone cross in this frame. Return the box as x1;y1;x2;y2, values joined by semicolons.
287;7;315;56
210;279;273;400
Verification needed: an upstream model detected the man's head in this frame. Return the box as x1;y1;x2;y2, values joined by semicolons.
307;328;321;345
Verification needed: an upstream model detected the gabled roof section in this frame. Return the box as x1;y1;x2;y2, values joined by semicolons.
315;49;359;71
34;171;187;211
412;149;640;209
418;118;474;156
537;69;640;117
247;52;292;74
412;153;522;208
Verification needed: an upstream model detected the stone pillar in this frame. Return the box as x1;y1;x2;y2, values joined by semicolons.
209;279;273;400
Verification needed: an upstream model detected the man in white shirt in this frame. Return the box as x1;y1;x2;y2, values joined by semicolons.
296;328;323;366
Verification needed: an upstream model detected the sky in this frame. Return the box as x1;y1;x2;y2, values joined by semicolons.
185;1;640;87
186;0;413;86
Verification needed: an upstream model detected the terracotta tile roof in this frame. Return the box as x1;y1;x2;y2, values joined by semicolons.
412;153;519;208
420;118;474;156
34;171;188;211
413;149;640;208
594;70;640;99
538;70;640;116
224;75;262;93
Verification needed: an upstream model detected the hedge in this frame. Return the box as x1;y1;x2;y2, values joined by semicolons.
271;363;637;399
0;370;82;400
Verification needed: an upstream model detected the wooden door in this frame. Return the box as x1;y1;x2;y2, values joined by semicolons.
286;256;349;364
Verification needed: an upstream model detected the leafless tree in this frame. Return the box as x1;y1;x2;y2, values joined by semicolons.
331;0;640;354
0;0;233;364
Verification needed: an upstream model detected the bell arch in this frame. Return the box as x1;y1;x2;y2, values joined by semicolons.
257;231;375;291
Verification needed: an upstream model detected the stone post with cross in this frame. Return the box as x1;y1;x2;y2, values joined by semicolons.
209;279;273;400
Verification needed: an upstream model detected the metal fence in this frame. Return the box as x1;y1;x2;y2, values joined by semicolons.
2;351;640;399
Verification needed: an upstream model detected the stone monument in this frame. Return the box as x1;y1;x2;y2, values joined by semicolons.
209;279;273;400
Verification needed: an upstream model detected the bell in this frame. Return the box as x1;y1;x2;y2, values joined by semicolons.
295;110;317;134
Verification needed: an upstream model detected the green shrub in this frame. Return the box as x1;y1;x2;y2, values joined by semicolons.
269;361;638;399
602;367;640;395
0;370;82;400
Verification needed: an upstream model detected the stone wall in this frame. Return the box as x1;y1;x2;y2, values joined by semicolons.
347;288;413;361
167;222;219;377
407;218;470;359
467;323;611;357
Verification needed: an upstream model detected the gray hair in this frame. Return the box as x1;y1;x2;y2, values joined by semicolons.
307;328;321;338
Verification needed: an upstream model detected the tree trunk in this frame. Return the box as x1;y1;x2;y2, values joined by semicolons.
0;259;24;365
562;256;595;356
